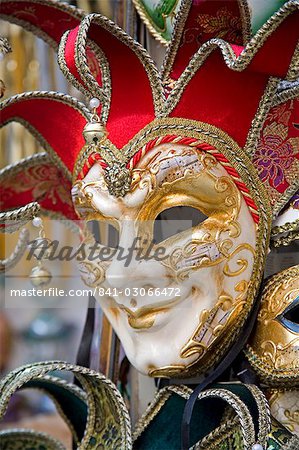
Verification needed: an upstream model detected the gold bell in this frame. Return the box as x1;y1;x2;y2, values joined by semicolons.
83;121;107;145
30;264;52;287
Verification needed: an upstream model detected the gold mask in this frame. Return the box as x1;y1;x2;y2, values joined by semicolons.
73;135;270;377
72;134;269;379
246;265;299;386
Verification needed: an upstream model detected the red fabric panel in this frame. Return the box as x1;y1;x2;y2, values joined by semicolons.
64;27;83;86
1;98;86;172
1;1;104;103
171;52;269;147
172;8;299;146
248;11;299;77
230;44;243;57
170;0;244;78
0;0;82;46
0;162;78;220
85;47;103;88
84;21;156;148
64;27;103;92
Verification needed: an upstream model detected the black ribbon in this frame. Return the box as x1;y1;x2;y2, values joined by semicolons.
75;294;96;368
181;285;262;450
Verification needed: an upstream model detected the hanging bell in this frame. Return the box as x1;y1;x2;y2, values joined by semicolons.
83;97;108;144
29;264;52;287
83;121;107;145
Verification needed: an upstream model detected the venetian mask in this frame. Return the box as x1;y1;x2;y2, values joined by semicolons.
1;0;298;379
246;265;299;386
72;139;263;378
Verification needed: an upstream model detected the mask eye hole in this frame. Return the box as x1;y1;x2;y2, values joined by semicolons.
107;224;119;248
284;303;299;324
278;297;299;333
153;206;207;244
89;221;120;248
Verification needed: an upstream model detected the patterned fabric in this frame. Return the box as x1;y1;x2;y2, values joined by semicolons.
267;419;299;450
0;362;131;450
0;154;78;221
1;162;72;208
254;98;299;209
85;377;124;449
195;6;243;44
0;430;66;450
1;363;299;449
134;0;290;42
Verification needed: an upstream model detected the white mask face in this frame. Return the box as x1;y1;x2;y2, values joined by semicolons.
72;143;256;377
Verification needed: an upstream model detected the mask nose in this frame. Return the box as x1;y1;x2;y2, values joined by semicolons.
105;221;169;290
106;258;169;289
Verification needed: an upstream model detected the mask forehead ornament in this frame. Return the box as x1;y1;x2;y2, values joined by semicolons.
0;0;298;379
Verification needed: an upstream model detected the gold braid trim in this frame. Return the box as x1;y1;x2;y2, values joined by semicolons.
0;0;84;50
0;361;132;450
75;13;165;117
0;152;51;180
161;0;252;80
274;83;299;105
133;385;192;440
0;228;29;272
0;154;81;228
0;15;58;50
161;0;193;80
287;41;299;81
162;0;299;115
57;31;93;102
131;0;170;46
271;218;299;236
245;384;271;448
0;37;11;55
58;29;111;120
271;230;299;247
73;140;122;184
1;91;90;180
238;0;252;44
195;417;240;449
27;375;87;445
74;17;111;122
0;429;66;450
134;385;257;449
